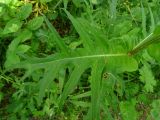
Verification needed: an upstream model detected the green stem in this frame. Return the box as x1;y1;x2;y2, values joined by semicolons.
128;33;160;56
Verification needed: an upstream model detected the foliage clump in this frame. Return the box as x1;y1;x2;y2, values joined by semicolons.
1;0;160;119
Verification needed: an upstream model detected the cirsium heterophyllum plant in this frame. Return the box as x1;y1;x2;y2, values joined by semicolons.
3;1;160;119
6;9;138;120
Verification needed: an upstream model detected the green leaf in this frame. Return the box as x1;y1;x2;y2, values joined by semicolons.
16;3;32;20
150;100;160;120
128;33;160;56
120;99;138;120
43;14;69;54
38;64;62;105
64;9;94;52
3;18;22;34
153;25;160;35
119;56;138;72
16;45;30;54
7;29;32;52
90;60;104;120
6;11;140;119
107;55;138;72
147;42;160;61
139;62;156;92
58;62;89;107
19;29;32;42
148;4;155;33
5;29;32;68
27;16;44;30
141;2;147;37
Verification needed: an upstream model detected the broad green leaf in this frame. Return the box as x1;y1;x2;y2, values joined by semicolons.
139;62;156;92
3;18;22;34
9;53;128;70
107;56;138;72
16;3;32;20
27;16;44;30
8;52;130;106
5;11;142;119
